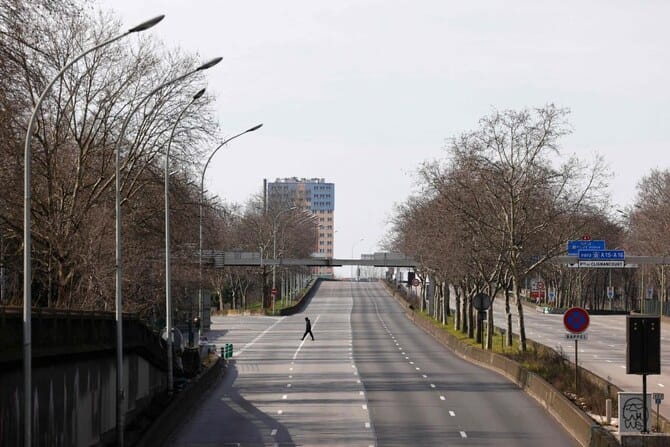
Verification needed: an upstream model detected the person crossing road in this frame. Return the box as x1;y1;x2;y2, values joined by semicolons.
301;316;314;341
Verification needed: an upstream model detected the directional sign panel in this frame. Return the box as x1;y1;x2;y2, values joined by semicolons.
578;260;625;268
564;307;590;333
578;249;624;260
567;240;605;255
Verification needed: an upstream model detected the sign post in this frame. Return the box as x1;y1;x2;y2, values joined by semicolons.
473;293;491;349
564;307;590;394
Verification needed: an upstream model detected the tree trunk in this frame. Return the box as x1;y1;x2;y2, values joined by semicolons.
513;277;527;352
505;288;513;347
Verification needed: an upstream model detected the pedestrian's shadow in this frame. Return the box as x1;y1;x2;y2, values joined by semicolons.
216;361;296;446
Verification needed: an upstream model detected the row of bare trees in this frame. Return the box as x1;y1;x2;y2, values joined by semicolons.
0;0;316;321
386;105;615;351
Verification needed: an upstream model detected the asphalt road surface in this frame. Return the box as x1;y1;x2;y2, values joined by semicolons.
490;298;670;420
168;281;578;446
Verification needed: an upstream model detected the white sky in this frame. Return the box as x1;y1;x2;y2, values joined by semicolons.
97;0;670;271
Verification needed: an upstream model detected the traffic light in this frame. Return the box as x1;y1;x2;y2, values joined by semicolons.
627;316;660;374
193;316;201;330
221;343;234;359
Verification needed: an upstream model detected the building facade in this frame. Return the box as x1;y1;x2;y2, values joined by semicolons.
267;177;335;276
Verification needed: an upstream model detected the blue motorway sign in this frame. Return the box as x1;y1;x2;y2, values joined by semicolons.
567;240;605;255
578;249;625;260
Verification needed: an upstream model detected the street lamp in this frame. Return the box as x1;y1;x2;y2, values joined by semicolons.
165;88;206;397
21;14;164;447
351;238;364;280
113;56;221;445
272;207;297;314
198;124;263;341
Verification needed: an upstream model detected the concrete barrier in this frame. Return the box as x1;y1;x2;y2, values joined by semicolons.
135;357;226;447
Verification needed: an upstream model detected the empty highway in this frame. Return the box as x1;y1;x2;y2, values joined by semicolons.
168;281;578;446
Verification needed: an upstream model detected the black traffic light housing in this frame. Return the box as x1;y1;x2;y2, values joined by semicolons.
193;316;201;330
627;315;661;375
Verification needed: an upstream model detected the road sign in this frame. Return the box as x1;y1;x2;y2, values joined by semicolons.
607;286;614;299
578;249;624;260
565;332;588;340
567;240;605;255
473;293;491;311
647;287;654;299
578;260;625;268
411;278;420;287
654;393;665;404
271;287;278;297
564;307;590;333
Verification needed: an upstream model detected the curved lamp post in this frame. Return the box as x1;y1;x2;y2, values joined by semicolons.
113;57;221;445
22;14;164;447
165;87;206;397
272;207;297;314
351;238;364;280
198;124;263;340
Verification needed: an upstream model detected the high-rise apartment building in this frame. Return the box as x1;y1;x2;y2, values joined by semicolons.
266;177;335;276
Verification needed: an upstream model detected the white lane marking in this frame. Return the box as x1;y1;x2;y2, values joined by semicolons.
449;411;455;417
460;431;467;438
440;396;446;400
422;374;428;379
402;352;406;355
289;367;293;371
359;391;364;396
277;410;283;415
362;404;368;410
271;429;277;436
430;384;436;388
606;360;612;363
236;316;286;356
288;375;292;379
415;367;420;371
409;361;414;365
365;422;371;429
405;356;410;360
282;395;287;400
293;314;321;360
287;384;292;388
357;380;361;384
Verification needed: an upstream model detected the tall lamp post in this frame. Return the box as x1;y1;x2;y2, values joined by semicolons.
113;56;221;446
165;88;207;397
351;238;364;280
272;207;297;314
198;124;263;341
21;14;164;447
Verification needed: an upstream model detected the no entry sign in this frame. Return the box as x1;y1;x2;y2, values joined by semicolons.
563;307;590;333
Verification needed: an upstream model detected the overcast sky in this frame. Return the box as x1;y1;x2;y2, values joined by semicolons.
97;0;670;271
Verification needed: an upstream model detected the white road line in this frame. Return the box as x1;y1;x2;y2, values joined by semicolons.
362;404;368;410
430;384;436;388
440;396;446;400
449;411;455;417
409;361;414;364
287;384;292;388
288;375;292;379
236;316;285;356
277;410;283;415
359;391;365;396
365;422;371;429
415;367;420;371
422;374;428;378
282;395;287;400
460;431;467;438
271;429;277;436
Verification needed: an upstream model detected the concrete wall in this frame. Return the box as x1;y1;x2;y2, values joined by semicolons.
1;354;166;446
0;309;168;446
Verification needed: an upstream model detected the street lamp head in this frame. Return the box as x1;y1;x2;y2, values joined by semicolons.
247;123;263;133
193;88;206;100
197;57;223;71
128;15;165;33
